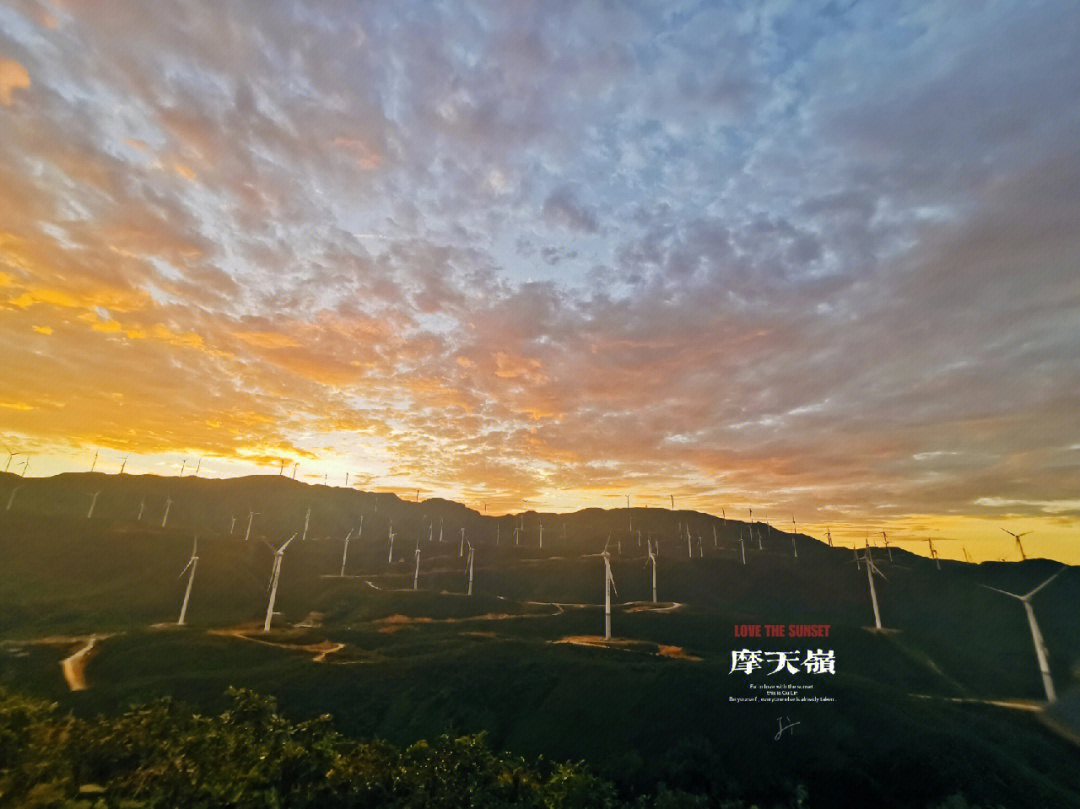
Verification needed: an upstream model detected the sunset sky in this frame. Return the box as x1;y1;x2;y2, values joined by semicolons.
1;1;1078;561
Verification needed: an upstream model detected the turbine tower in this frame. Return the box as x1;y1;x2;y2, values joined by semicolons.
602;549;617;640
980;568;1065;702
244;510;258;542
161;495;173;528
647;539;657;603
1002;528;1031;561
5;484;23;511
459;527;465;558
301;506;311;542
860;545;887;630
340;529;353;577
466;542;475;596
388;524;396;564
90;450;97;473
137;497;145;521
177;536;199;625
87;490;100;519
263;534;297;632
739;528;746;565
791;517;798;559
881;530;893;562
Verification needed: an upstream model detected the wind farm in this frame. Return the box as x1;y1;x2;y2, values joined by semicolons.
2;469;1080;808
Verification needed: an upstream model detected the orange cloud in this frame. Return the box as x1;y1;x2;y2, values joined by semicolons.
0;59;30;105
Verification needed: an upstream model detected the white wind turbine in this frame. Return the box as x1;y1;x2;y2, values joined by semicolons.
301;506;311;542
980;567;1065;702
686;525;693;558
647;539;657;603
87;490;101;519
439;516;444;543
17;458;29;477
177;536;199;625
859;544;887;630
825;527;833;547
602;549;617;640
466;542;475;595
459;527;465;557
161;495;173;528
263;534;297;631
5;484;23;511
1002;528;1031;561
137;497;145;521
413;544;421;591
881;530;893;562
388;522;396;564
538;520;544;549
340;529;353;577
790;517;798;559
739;527;746;565
229;515;237;535
244;510;258;542
713;524;718;549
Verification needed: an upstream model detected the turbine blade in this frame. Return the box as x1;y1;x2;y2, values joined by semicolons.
1023;566;1066;600
178;559;194;579
978;583;1022;600
278;533;298;553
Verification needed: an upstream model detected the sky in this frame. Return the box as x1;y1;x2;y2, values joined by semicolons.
1;0;1078;562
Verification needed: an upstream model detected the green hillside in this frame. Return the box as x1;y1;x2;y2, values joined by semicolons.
2;472;1079;808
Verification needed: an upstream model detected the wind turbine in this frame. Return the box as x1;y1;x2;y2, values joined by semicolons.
90;451;98;473
229;515;237;535
413;544;421;590
244;510;258;542
17;458;28;477
859;545;888;630
279;459;286;476
713;524;718;549
87;490;100;519
791;517;798;559
193;457;201;477
292;462;298;480
1002;528;1031;561
538;520;543;550
340;529;353;576
439;516;444;543
5;484;23;511
301;506;311;542
602;549;617;640
686;526;693;558
459;527;465;558
179;458;187;476
177;536;199;625
466;542;475;595
119;456;128;474
263;534;297;631
927;539;941;570
2;449;20;473
739;527;746;565
387;522;396;564
670;494;674;509
825;527;833;547
137;497;145;521
161;495;173;528
980;568;1065;702
647;539;657;603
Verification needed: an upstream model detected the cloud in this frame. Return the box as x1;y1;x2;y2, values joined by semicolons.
0;59;29;105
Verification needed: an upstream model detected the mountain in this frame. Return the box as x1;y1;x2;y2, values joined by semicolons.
1;472;1079;808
